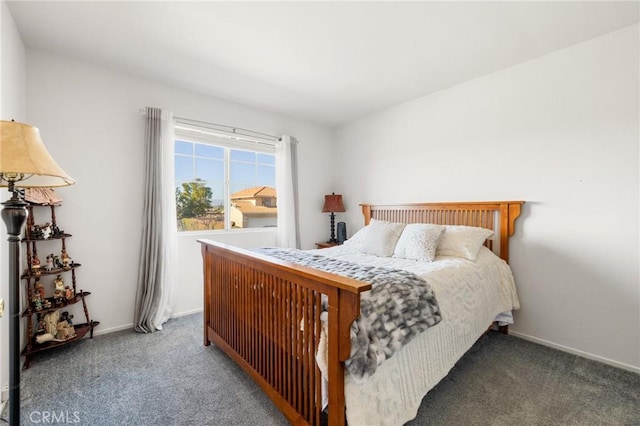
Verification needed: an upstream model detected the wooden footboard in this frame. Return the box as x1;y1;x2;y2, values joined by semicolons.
200;201;523;425
199;240;371;426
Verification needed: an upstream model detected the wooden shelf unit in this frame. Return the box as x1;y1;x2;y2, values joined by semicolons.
21;203;98;369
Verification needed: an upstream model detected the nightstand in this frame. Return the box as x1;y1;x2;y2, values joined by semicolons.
315;242;339;249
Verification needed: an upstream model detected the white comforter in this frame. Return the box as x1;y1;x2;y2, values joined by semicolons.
311;245;520;426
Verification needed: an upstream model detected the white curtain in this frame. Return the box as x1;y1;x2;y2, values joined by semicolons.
134;107;177;333
275;135;300;248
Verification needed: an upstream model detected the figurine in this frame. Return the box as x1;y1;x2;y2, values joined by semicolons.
56;312;76;340
35;279;45;300
31;254;41;270
44;255;54;272
61;249;71;269
51;223;64;238
42;299;52;309
64;286;74;300
41;223;52;239
56;320;76;340
53;255;63;269
55;275;65;292
60;311;74;325
30;225;44;240
32;294;42;311
43;310;60;335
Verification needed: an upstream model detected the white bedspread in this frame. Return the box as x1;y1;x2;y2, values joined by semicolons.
311;245;519;426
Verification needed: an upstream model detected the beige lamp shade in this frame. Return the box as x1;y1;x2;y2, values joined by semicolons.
0;120;74;187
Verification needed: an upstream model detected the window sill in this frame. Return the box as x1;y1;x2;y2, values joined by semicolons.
177;227;277;238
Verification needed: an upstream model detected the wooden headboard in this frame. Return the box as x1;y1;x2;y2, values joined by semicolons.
360;201;524;263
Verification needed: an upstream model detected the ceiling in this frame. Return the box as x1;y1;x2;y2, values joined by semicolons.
7;1;639;127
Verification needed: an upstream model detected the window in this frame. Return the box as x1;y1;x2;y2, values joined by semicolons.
174;125;277;232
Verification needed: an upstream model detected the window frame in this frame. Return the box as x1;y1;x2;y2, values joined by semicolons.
174;125;278;233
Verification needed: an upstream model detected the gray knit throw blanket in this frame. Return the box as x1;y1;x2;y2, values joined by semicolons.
254;248;442;380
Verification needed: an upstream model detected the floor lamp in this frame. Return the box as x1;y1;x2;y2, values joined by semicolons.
0;121;74;425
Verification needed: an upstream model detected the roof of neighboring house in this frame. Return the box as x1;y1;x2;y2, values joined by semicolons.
232;201;277;216
231;186;276;199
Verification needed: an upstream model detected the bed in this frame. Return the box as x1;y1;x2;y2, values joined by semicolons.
199;201;524;425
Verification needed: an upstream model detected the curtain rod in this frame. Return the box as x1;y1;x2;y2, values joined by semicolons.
139;108;281;142
175;117;280;142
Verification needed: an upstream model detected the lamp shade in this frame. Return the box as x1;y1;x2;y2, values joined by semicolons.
0;120;75;188
322;193;345;213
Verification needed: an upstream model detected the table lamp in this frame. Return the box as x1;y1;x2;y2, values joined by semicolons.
0;120;74;425
321;192;345;243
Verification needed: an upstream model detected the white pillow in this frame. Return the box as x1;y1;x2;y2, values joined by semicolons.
437;225;494;261
393;223;445;262
342;225;369;248
361;219;406;257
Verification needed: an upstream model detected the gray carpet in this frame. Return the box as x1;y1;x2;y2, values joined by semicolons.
12;313;640;425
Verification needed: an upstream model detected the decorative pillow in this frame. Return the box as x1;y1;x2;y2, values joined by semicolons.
393;224;445;262
342;225;369;248
436;225;494;261
361;219;406;257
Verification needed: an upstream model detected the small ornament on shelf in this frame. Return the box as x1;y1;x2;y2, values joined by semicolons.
51;223;64;238
30;223;55;240
50;253;62;269
44;255;54;272
64;286;74;301
54;275;64;292
34;279;45;301
61;249;72;270
30;224;44;240
53;275;65;304
32;294;43;311
56;311;76;341
43;310;60;335
31;254;41;270
56;320;76;341
36;319;46;335
40;223;52;239
60;311;73;326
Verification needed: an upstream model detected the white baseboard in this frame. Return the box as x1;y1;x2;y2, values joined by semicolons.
93;323;133;336
89;309;203;337
171;308;203;318
509;330;640;374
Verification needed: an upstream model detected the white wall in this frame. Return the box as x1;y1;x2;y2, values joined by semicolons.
0;1;25;121
25;49;335;333
334;25;639;371
0;0;27;401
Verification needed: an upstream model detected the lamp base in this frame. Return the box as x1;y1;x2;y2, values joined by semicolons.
2;191;28;426
328;212;337;244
